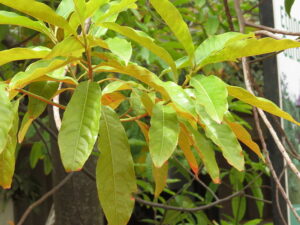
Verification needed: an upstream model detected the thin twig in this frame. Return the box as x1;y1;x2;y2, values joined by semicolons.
245;21;300;36
120;113;148;122
223;0;234;31
16;173;73;225
276;166;288;225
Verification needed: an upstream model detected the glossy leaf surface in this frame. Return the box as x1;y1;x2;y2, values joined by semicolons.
149;103;179;168
97;106;136;225
191;75;228;123
227;85;300;125
58;81;101;171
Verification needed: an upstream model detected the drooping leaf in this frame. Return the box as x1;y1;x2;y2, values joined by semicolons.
178;125;198;175
141;92;155;116
197;106;244;171
18;112;33;143
226;120;263;160
184;122;220;183
0;11;53;38
135;120;149;143
101;22;177;80
227;85;300;126
58;81;101;171
0;101;19;189
9;57;72;89
106;37;132;65
149;0;194;59
0;47;50;67
0;0;72;32
0;84;14;154
285;0;295;16
29;142;44;169
153;162;168;198
28;81;59;119
35;67;78;86
149;103;179;168
97;106;136;225
190;75;228;123
130;89;146;115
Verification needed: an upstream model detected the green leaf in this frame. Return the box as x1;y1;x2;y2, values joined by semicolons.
56;0;74;19
73;0;86;23
0;47;50;67
227;85;300;126
97;106;136;225
0;11;53;38
149;103;179;168
197;35;300;70
153;162;168;198
285;0;295;16
197;106;245;171
95;0;137;23
9;57;72;89
0;0;72;32
85;0;108;19
243;219;262;225
0;84;14;154
28;81;59;119
58;81;101;171
101;22;177;80
204;16;219;36
106;37;132;65
130;89;146;115
149;0;194;59
0;100;19;189
184;122;220;183
18;112;33;143
190;75;228;123
29;142;44;169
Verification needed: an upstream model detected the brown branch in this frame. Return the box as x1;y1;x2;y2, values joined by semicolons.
16;88;66;110
120;113;148;122
16;173;73;225
254;30;282;40
276;166;288;225
223;0;234;31
245;21;300;36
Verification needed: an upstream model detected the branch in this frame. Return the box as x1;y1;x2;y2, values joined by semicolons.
245;21;300;36
223;0;234;31
16;173;73;225
120;113;148;122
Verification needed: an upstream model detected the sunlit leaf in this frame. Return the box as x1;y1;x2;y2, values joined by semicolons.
226;120;263;160
0;11;53;38
227;85;300;126
197;106;244;171
191;75;228;123
0;0;72;32
153;162;168;198
150;0;194;59
101;22;177;80
102;92;126;109
0;47;50;67
58;81;101;171
0;101;19;189
97;106;136;225
106;37;132;65
56;0;74;19
149;103;179;168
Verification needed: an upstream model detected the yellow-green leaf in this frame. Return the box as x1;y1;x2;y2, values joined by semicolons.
0;84;14;154
9;57;72;90
149;103;179;168
0;10;53;38
226;120;264;160
227;85;300;126
149;0;194;59
105;37;132;65
18;112;33;143
0;0;72;32
101;22;177;80
191;75;228;123
102;92;126;109
0;101;19;189
58;81;101;171
197;106;245;171
0;47;50;67
153;162;168;198
97;106;137;225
